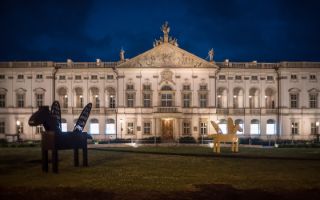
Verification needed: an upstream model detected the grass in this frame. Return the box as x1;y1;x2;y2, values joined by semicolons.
0;146;320;199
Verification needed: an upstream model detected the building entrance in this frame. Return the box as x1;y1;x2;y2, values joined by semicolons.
161;119;174;142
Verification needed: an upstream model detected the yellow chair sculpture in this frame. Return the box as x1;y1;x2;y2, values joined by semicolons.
210;118;242;153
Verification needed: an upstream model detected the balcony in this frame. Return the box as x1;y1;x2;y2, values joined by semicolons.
105;108;117;113
156;107;179;113
249;109;261;115
230;108;245;115
216;108;229;115
265;109;278;114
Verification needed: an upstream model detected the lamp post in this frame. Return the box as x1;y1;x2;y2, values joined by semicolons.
16;120;21;142
120;119;123;139
316;121;320;143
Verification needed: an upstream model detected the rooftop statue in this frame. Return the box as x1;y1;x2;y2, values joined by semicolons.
161;21;170;35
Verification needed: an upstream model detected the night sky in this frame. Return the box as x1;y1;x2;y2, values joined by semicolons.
1;0;320;62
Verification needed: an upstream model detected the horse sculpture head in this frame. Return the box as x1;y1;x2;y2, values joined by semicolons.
29;105;60;133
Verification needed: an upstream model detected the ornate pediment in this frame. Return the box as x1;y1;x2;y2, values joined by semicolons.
117;43;217;68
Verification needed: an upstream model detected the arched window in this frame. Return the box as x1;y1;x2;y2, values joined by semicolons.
105;119;115;134
265;88;276;109
233;88;244;108
266;119;276;135
106;87;116;108
90;87;100;108
250;119;260;135
61;118;67;132
74;87;83;108
90;118;99;134
235;119;244;134
219;119;227;134
58;87;68;108
249;88;260;108
217;87;228;108
308;88;319;108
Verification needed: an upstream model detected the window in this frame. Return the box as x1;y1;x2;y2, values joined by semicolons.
109;95;116;108
107;75;114;80
59;75;66;80
183;93;191;108
127;93;135;107
106;119;115;134
266;119;276;135
0;94;5;107
200;122;207;135
36;126;44;134
0;121;5;134
127;84;134;90
183;85;190;90
61;119;67;132
36;94;43;107
219;75;226;80
311;122;319;135
17;93;25;108
143;122;151;135
36;74;43;79
290;94;299;108
199;94;207;108
161;93;172;107
250;119;260;135
235;75;242;80
16;121;23;134
199;85;207;90
127;122;134;135
291;122;299;135
75;75;81;80
89;119;99;134
183;121;191;135
0;74;5;79
235;119;244;134
267;76;274;81
251;76;258;81
143;85;151;90
291;74;297;80
143;93;152;107
91;75;98;80
17;74;24;79
310;74;317;80
219;119;227;134
309;94;318;108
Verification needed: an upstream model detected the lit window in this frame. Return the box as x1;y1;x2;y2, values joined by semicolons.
219;119;227;134
90;119;99;134
250;119;260;134
106;119;115;134
266;119;276;135
311;122;319;135
235;119;244;134
61;119;67;132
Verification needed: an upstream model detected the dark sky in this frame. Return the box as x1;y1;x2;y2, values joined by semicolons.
1;0;320;62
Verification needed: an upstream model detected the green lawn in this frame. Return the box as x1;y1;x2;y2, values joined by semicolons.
0;146;320;199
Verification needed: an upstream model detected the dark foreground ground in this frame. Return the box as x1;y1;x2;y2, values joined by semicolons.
1;146;320;200
1;185;319;200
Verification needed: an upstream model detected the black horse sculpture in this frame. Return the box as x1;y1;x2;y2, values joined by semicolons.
29;101;92;173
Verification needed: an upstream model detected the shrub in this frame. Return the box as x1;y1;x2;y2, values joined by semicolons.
179;136;196;144
139;137;161;144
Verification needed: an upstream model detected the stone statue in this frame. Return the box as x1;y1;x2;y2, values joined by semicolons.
161;21;170;35
120;48;125;61
208;48;214;62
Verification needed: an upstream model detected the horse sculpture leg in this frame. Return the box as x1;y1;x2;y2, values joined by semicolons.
235;140;239;152
52;148;58;173
83;146;88;167
74;148;79;167
42;148;48;172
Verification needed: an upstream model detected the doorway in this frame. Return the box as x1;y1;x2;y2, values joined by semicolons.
161;119;173;141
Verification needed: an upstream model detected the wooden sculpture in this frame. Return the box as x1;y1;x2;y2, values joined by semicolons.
210;117;242;153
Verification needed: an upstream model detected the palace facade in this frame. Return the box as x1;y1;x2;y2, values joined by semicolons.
0;23;319;142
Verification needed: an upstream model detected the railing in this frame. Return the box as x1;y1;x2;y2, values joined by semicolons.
230;108;245;115
249;109;261;115
105;108;117;113
156;107;179;113
265;109;278;114
216;108;229;115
